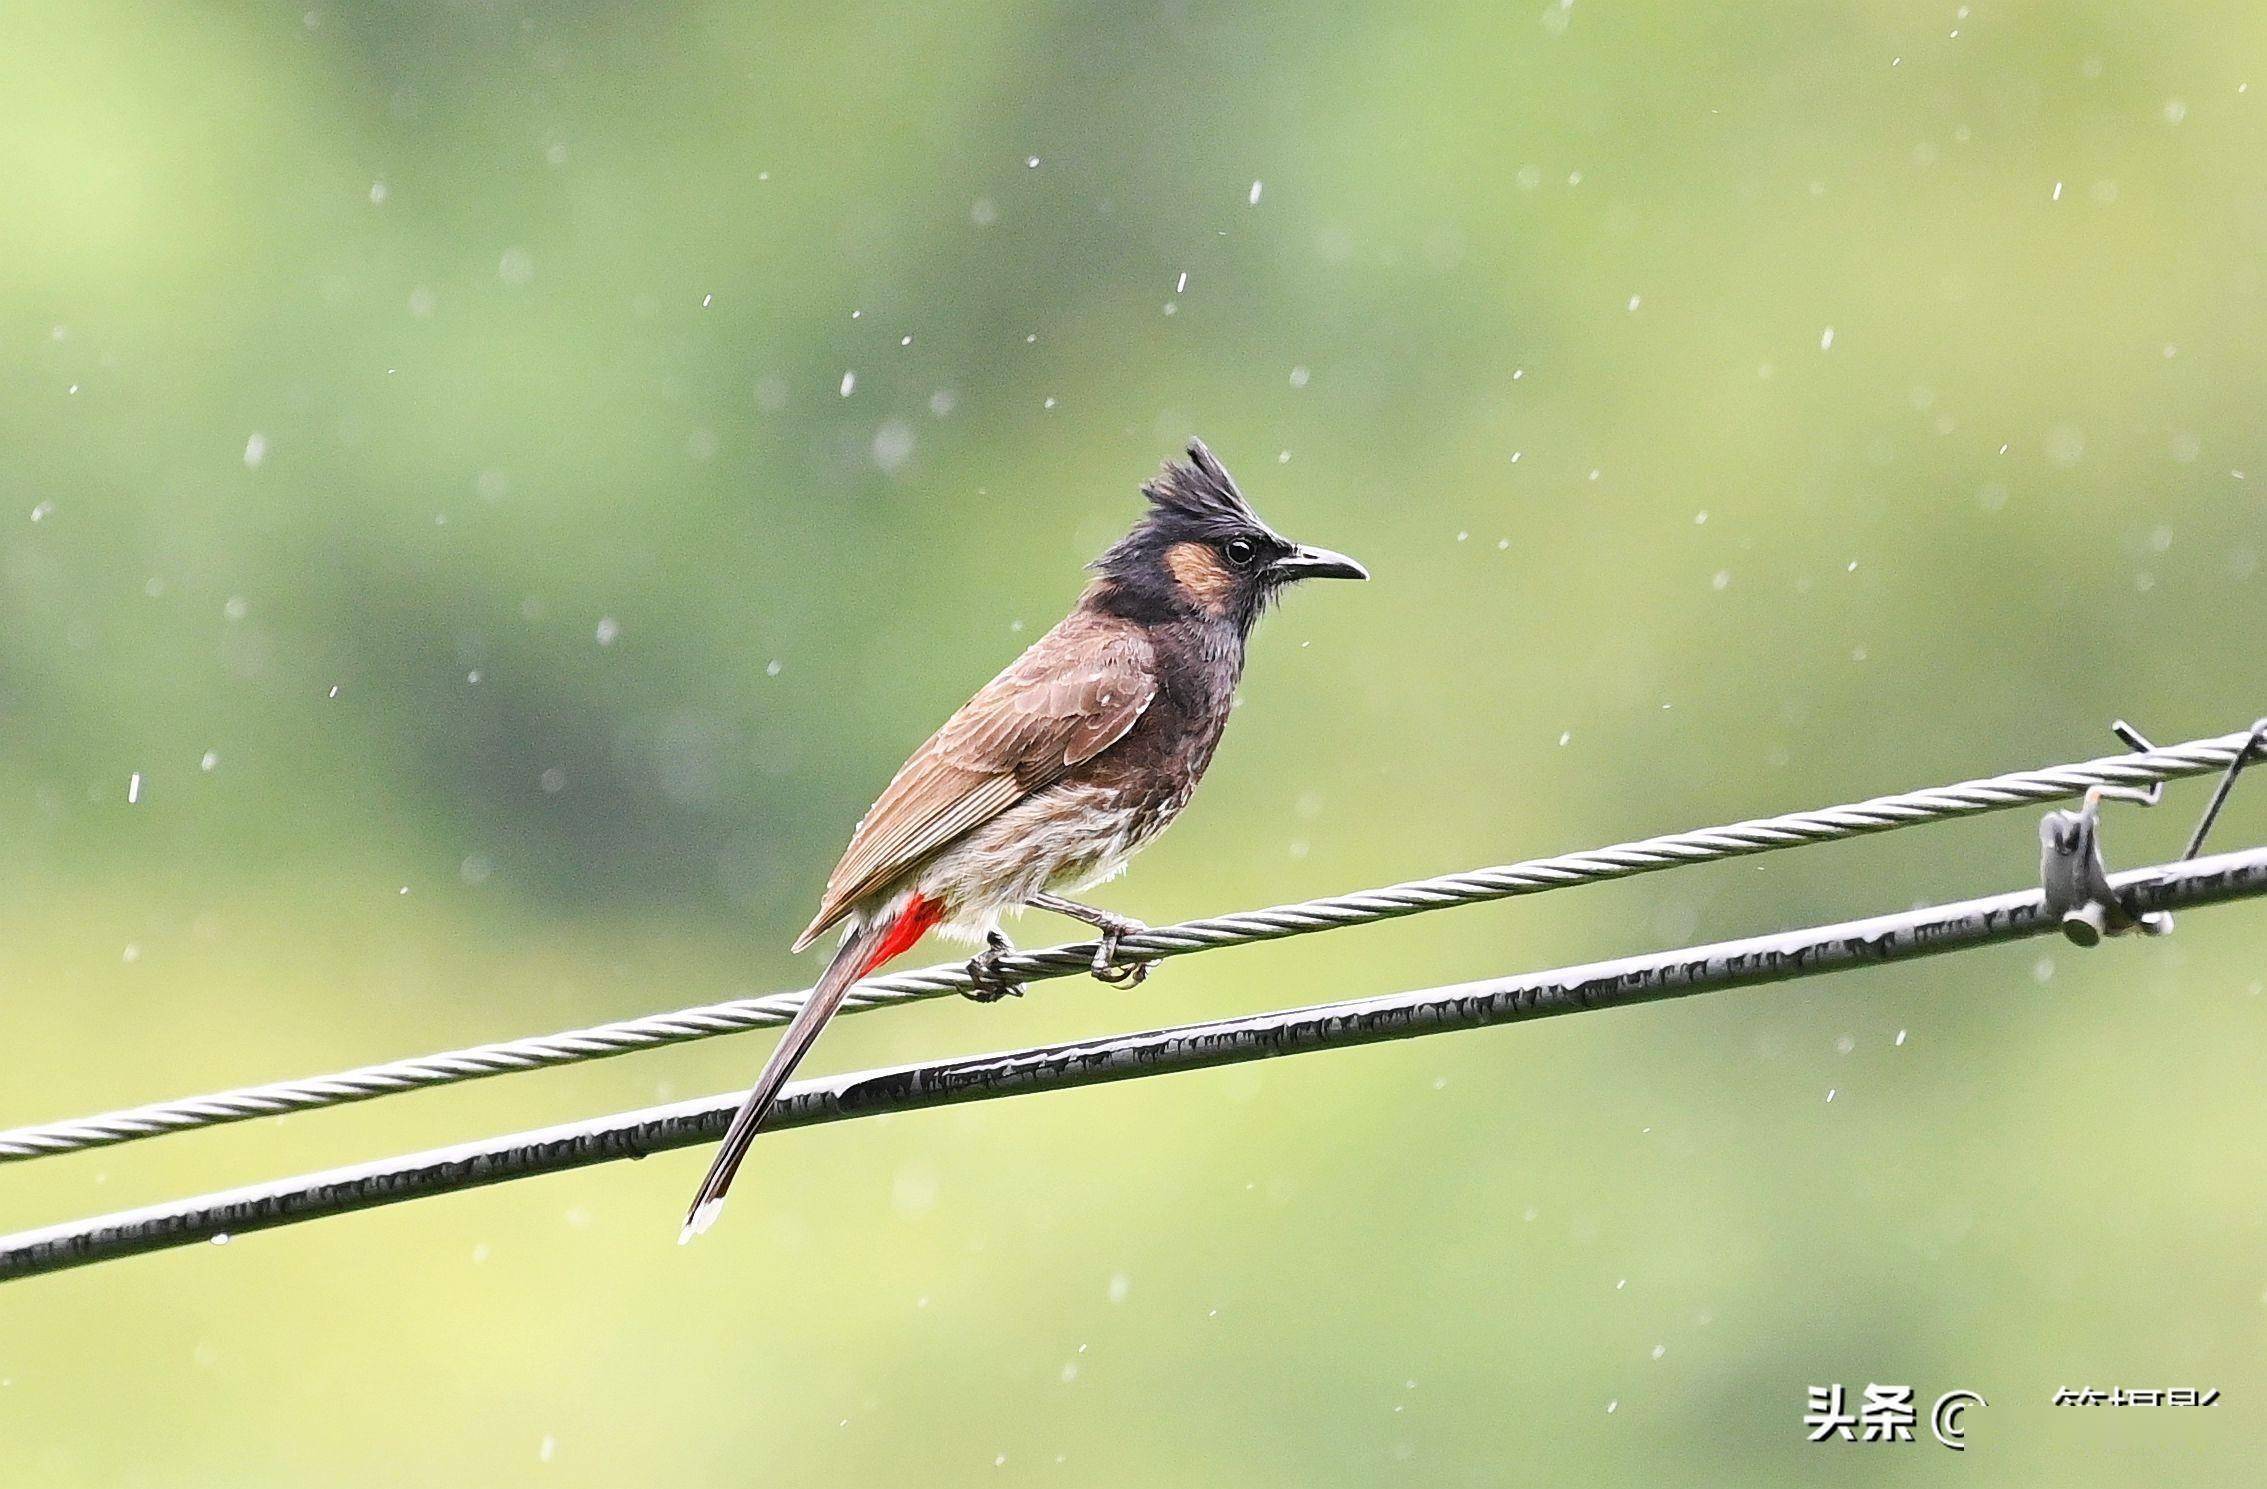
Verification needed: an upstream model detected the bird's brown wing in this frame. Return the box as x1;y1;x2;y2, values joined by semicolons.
792;612;1158;950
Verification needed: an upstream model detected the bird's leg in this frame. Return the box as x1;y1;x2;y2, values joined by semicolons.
963;930;1024;1003
1029;893;1151;987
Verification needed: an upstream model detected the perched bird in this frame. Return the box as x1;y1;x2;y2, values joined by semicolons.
681;439;1366;1240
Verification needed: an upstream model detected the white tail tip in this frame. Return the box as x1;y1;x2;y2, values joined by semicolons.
678;1197;726;1245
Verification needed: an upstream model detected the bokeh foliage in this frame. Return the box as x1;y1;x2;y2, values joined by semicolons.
3;1;2265;1482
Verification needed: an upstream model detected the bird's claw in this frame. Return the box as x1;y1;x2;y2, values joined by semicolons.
963;932;1025;1003
1089;916;1151;988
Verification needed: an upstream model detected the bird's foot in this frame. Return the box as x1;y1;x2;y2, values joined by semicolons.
963;932;1025;1003
1088;914;1151;988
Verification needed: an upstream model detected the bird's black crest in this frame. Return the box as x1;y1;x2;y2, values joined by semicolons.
1090;438;1288;626
1093;439;1273;586
1138;439;1262;535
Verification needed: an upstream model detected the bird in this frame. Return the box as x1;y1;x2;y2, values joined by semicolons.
680;438;1366;1241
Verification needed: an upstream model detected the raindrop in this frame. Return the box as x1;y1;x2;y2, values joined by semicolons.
872;421;915;472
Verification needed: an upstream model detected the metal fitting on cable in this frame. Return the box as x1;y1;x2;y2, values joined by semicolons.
2039;789;2172;945
2039;718;2265;946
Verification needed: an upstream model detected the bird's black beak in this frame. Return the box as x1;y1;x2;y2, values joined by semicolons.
1269;544;1369;582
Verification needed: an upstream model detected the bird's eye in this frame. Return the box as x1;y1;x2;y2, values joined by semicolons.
1223;536;1258;568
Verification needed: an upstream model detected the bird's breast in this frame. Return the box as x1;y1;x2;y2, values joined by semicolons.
915;617;1241;941
916;780;1156;938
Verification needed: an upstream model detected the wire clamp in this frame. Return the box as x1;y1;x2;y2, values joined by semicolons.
2040;788;2170;945
2038;723;2173;946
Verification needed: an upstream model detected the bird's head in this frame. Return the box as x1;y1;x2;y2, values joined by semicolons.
1089;439;1367;632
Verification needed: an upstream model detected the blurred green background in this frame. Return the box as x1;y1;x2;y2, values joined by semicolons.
4;0;2266;1481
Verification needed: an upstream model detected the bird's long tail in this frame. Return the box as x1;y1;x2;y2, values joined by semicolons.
679;894;942;1244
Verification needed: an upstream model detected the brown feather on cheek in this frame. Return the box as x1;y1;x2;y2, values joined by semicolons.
1163;540;1238;615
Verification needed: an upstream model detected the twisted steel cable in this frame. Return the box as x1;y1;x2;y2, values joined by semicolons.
2;724;2257;1164
9;841;2267;1282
